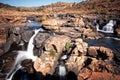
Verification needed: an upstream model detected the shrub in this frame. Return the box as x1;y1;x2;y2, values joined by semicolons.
49;49;56;57
65;42;71;50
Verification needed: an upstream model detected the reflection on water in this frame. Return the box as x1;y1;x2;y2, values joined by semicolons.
84;37;120;50
26;21;44;31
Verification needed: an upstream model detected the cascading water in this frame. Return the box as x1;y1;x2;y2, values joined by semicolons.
5;29;41;80
58;60;66;80
95;20;115;33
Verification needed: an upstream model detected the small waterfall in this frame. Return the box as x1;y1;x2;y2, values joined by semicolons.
95;20;115;33
5;29;41;80
58;60;66;80
102;20;114;33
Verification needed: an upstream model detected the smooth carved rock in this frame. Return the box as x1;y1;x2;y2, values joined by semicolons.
34;35;71;75
21;30;33;42
44;35;71;53
88;46;98;57
89;58;114;73
34;58;52;75
34;32;50;48
88;46;114;60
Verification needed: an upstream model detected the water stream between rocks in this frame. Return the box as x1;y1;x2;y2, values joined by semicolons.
0;18;120;80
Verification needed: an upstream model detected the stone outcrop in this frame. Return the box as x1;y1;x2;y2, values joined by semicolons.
66;38;88;74
115;27;120;37
72;38;88;56
34;32;50;48
78;72;120;80
42;18;67;30
0;15;120;80
34;35;71;75
44;35;71;53
88;46;114;60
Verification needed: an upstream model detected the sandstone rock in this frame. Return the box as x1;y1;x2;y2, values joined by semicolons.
44;35;71;53
42;18;67;30
34;35;71;75
34;32;50;48
89;58;114;73
58;27;82;38
34;58;52;75
88;46;98;57
66;56;88;74
34;52;56;75
115;27;120;37
88;46;114;60
63;17;85;27
78;68;92;80
21;30;33;42
73;17;85;27
72;38;88;56
88;72;120;80
99;46;114;60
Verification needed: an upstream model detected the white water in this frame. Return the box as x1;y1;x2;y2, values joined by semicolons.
5;29;41;80
105;37;120;41
59;65;66;80
61;55;67;60
58;60;67;80
96;20;115;33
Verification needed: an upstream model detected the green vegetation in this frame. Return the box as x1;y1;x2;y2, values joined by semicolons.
49;48;56;57
65;42;71;50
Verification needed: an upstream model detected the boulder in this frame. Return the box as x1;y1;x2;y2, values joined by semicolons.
21;30;33;42
44;35;71;53
87;58;115;73
88;46;114;60
34;32;50;48
66;56;88;74
21;59;35;74
72;38;88;56
88;46;98;57
34;57;52;75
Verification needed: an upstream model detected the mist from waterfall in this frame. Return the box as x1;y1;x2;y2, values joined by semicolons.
5;29;41;80
95;20;115;33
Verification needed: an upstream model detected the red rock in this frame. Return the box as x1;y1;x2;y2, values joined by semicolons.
115;27;120;37
89;72;120;80
88;46;98;57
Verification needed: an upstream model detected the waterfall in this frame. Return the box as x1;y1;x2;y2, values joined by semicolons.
102;20;114;33
5;29;41;80
95;20;115;33
58;60;66;80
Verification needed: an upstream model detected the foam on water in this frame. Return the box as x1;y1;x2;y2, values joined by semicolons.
5;29;41;80
96;20;115;33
